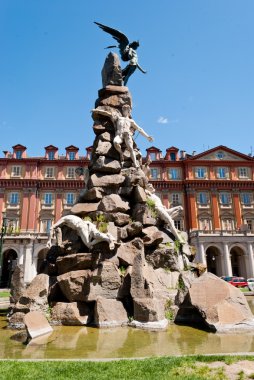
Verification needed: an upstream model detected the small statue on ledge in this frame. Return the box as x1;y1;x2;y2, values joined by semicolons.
92;104;153;168
94;21;147;85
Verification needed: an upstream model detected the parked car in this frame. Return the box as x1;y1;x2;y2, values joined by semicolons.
247;278;254;291
228;277;248;288
221;276;236;282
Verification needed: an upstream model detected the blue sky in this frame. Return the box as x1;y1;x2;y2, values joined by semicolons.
1;0;254;157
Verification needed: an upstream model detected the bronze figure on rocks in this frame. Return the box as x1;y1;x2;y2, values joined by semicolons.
94;21;147;85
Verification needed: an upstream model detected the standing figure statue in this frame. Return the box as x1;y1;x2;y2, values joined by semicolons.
92;105;153;168
145;184;186;244
94;21;147;85
47;215;116;250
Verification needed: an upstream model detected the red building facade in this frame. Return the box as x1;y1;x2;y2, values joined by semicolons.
1;144;254;286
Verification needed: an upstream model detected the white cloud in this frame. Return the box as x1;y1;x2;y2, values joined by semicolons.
157;116;168;124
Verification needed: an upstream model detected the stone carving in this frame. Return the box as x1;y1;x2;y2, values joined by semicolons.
47;215;116;250
94;22;147;85
145;184;185;244
92;105;153;168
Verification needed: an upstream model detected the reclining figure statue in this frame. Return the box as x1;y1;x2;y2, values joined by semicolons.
46;215;116;250
145;184;186;244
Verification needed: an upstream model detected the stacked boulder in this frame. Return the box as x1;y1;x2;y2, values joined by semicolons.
9;52;193;329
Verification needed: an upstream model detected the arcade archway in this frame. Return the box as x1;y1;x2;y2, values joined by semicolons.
230;246;247;278
1;249;18;288
206;246;222;276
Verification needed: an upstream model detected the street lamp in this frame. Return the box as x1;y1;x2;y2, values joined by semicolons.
0;212;8;286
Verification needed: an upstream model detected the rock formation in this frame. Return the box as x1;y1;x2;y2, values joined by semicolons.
9;52;253;333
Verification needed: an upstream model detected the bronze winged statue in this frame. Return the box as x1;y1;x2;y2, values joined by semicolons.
94;21;147;85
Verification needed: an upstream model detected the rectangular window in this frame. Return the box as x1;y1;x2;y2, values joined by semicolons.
44;193;53;205
217;167;228;179
66;193;74;205
238;167;248;178
168;168;180;180
222;219;233;231
197;192;209;205
149;152;156;161
241;192;252;206
9;192;19;205
41;219;52;233
199;218;211;231
150;168;160;179
48;151;55;160
195;167;206;179
219;192;231;205
67;167;75;178
171;193;181;206
6;218;19;234
174;219;184;230
16;150;22;159
11;166;21;177
45;167;54;178
170;152;176;161
246;219;254;231
69;152;76;160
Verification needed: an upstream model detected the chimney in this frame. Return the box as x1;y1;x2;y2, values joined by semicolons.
180;150;186;159
3;151;10;158
192;151;197;156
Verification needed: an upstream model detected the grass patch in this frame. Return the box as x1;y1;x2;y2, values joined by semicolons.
0;356;254;380
0;291;10;298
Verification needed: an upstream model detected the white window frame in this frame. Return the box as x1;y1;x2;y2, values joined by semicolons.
222;218;234;231
45;167;55;178
149;152;157;161
216;167;229;179
67;167;76;179
171;193;181;206
219;192;232;207
197;192;209;207
11;165;21;177
168;168;181;180
174;219;184;231
195;167;207;179
238;167;249;179
199;218;211;231
66;192;75;206
40;219;53;233
150;168;160;179
44;193;53;206
9;192;19;205
241;192;253;207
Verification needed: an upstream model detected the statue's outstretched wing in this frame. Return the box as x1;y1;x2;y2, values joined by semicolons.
94;22;130;61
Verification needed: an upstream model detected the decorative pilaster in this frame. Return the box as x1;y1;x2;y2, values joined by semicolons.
198;243;207;266
223;243;232;276
232;190;242;229
186;188;197;230
211;188;220;230
247;243;254;278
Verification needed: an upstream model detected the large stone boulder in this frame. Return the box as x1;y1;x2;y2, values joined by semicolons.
51;302;91;325
98;194;130;213
18;273;50;312
133;298;165;322
87;262;122;301
10;265;25;305
56;253;94;275
94;297;128;327
101;52;123;87
57;270;92;302
176;272;254;331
